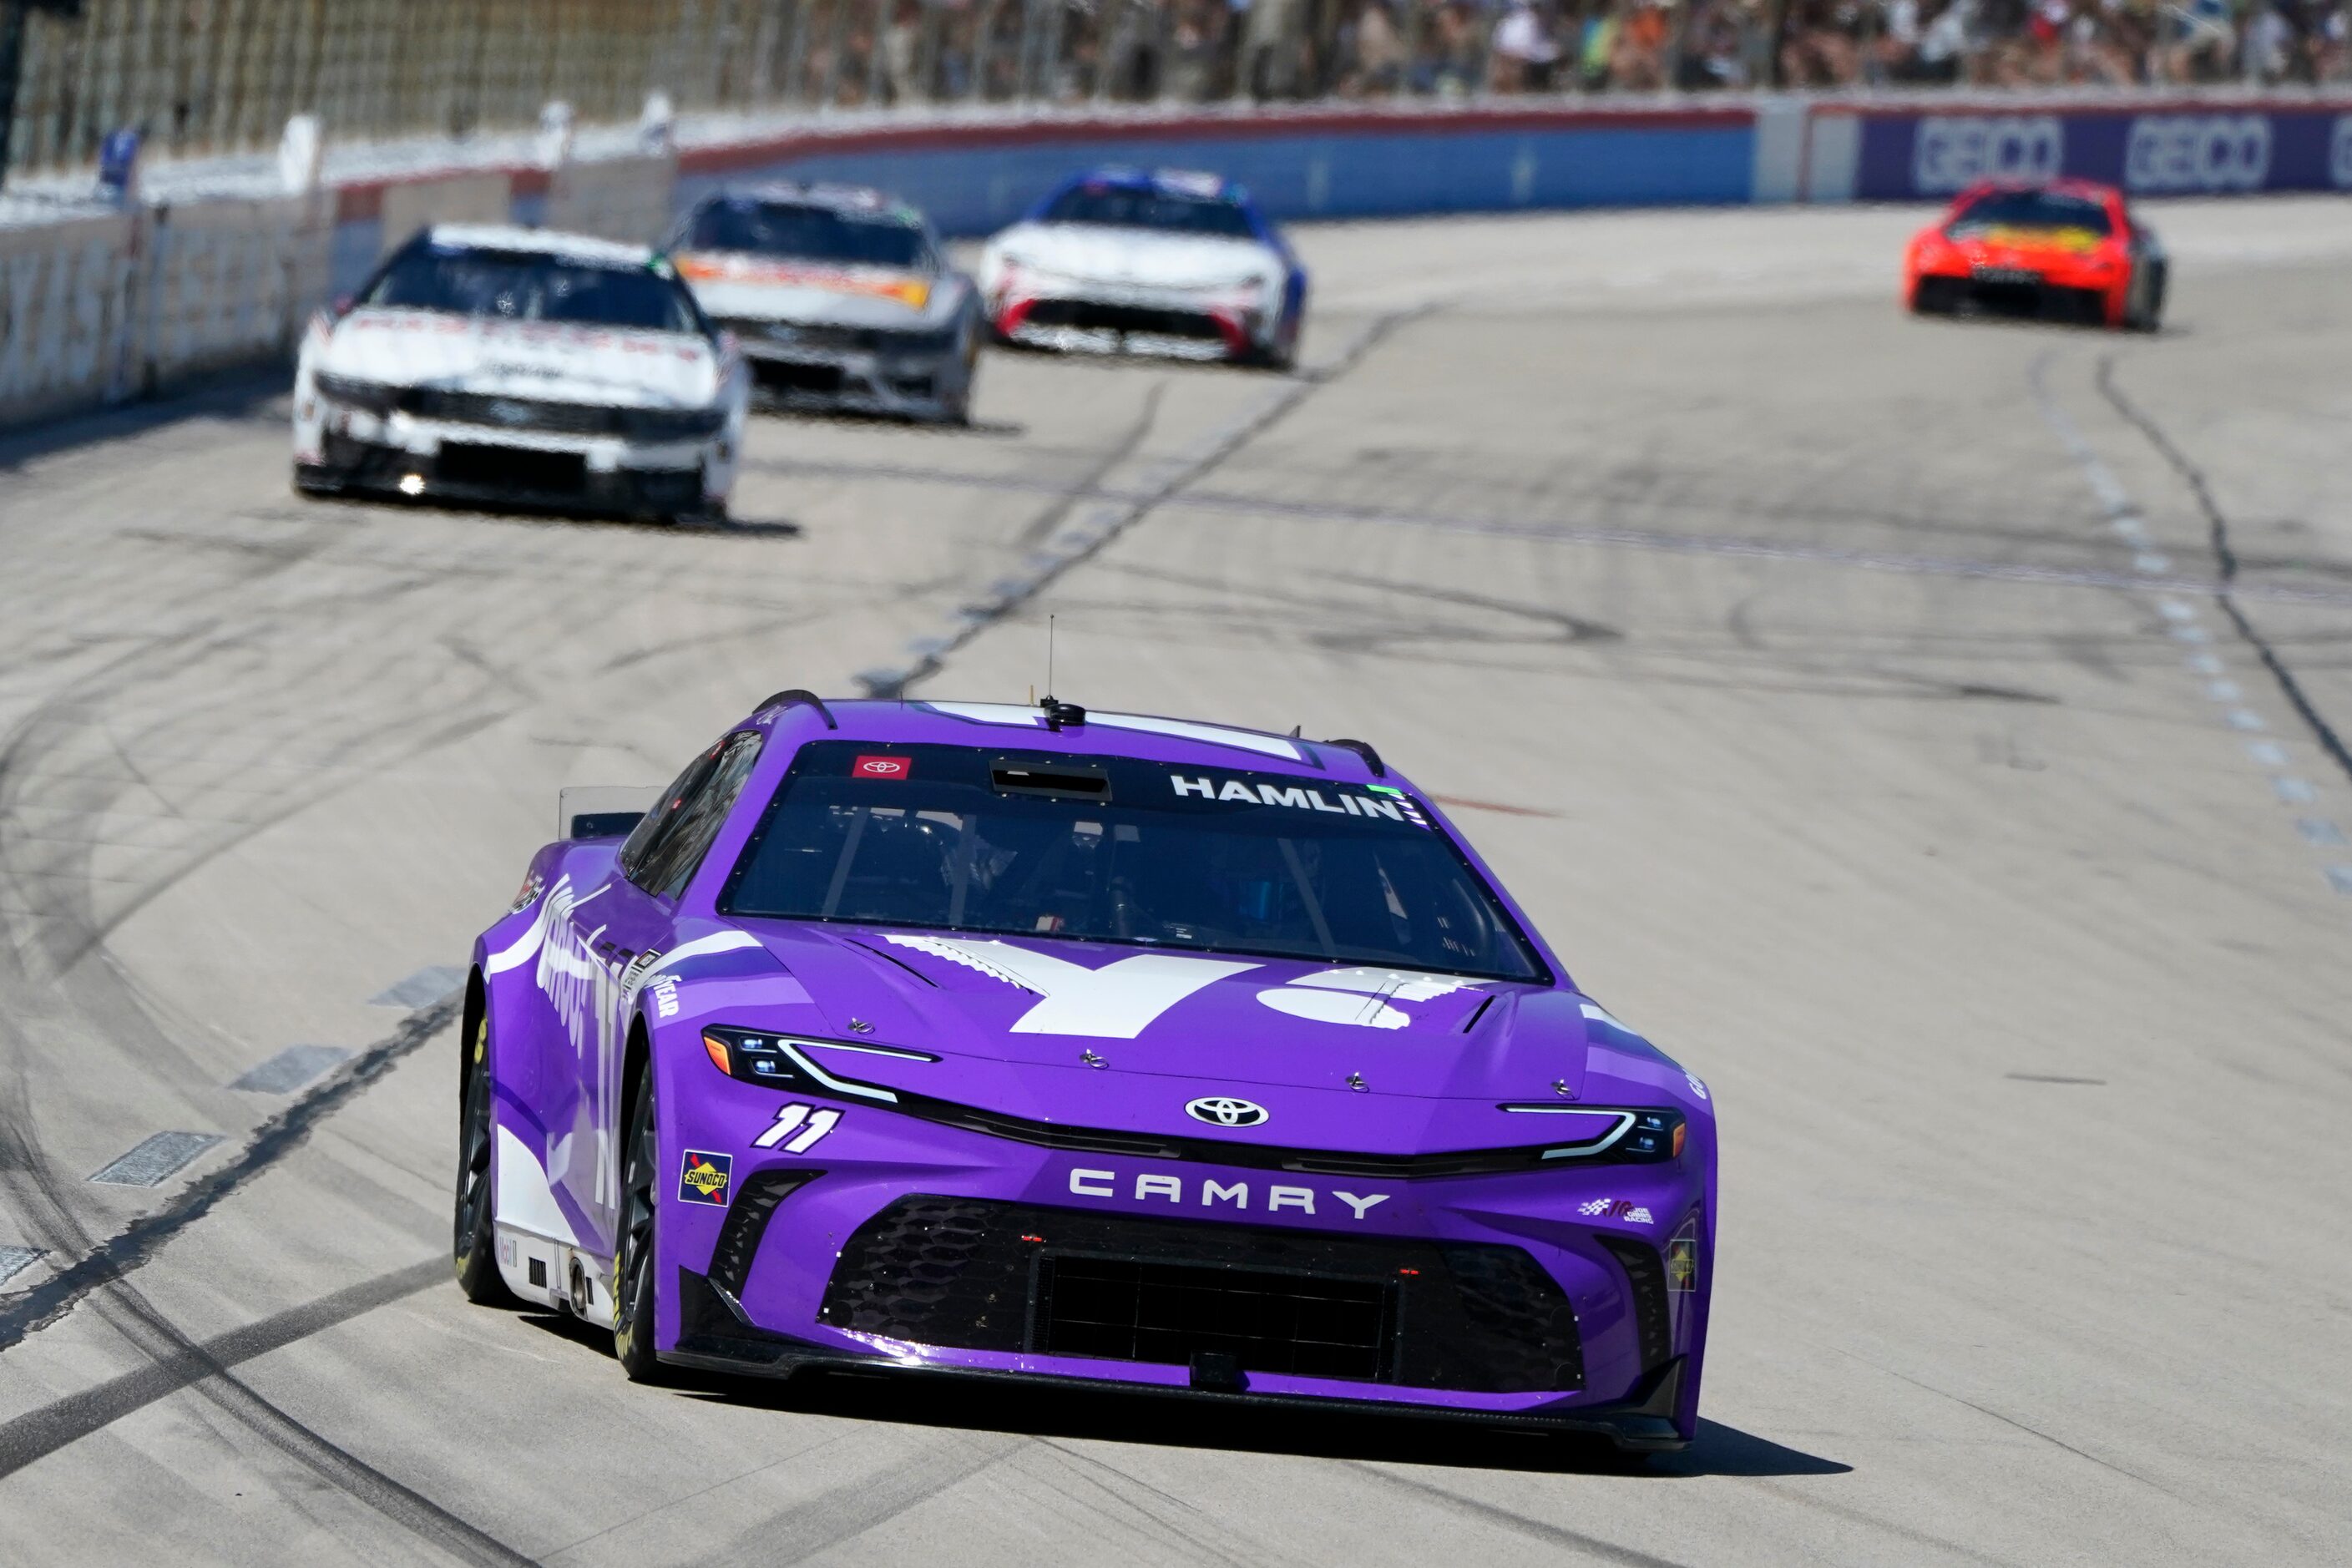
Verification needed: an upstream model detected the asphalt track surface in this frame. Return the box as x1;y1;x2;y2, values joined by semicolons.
2;196;2349;1567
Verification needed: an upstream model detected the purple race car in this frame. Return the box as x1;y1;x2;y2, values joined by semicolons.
456;694;1716;1452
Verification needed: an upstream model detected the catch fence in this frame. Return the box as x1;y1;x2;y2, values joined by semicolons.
7;0;2350;179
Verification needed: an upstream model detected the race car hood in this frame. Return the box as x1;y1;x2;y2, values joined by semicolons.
655;918;1699;1154
675;253;957;326
989;223;1280;291
320;307;721;407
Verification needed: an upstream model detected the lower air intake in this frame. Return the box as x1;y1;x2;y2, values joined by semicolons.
819;1196;1581;1393
1037;1256;1393;1382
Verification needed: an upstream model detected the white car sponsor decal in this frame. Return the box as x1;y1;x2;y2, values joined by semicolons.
884;934;1256;1038
1578;1198;1655;1224
1169;773;1416;822
1255;965;1486;1029
1068;1167;1389;1218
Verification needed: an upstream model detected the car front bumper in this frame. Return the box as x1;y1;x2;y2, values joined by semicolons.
1912;262;2124;326
304;410;716;516
993;281;1276;362
647;1074;1712;1446
717;319;967;419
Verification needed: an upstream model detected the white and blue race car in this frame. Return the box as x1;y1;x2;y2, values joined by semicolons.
978;169;1307;370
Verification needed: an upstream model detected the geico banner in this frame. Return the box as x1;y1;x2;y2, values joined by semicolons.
2125;115;2269;192
1854;104;2352;200
1910;116;2065;194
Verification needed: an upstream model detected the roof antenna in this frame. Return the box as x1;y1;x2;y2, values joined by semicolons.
1038;614;1085;731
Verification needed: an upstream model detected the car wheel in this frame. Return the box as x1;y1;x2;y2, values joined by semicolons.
292;463;341;497
940;329;979;425
613;1054;665;1383
453;1009;513;1305
2130;261;2167;333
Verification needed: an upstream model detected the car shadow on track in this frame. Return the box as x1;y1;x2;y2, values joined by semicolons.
511;1309;1848;1477
751;397;1026;440
288;489;805;538
672;1359;1849;1479
0;369;286;473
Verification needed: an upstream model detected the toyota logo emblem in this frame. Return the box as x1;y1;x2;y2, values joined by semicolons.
1185;1096;1268;1128
485;399;532;426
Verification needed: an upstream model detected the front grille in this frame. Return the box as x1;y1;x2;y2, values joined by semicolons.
819;1196;1581;1393
1023;300;1228;341
438;443;586;493
396;389;721;439
753;359;845;394
405;388;615;434
1037;1255;1394;1381
736;321;953;355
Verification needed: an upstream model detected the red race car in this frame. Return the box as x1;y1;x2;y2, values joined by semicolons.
1904;180;2166;331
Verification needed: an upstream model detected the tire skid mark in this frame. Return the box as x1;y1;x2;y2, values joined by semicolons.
1348;1464;1696;1567
1012;378;1169;551
710;1430;1029;1565
1731;1475;2024;1568
0;994;461;1353
2094;355;2352;787
749;455;2352;613
855;308;1426;697
81;1271;534;1567
1029;1439;1271;1568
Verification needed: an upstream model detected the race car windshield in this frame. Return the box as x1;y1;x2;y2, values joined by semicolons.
685;201;928;268
1947;190;2113;238
1039;186;1257;239
720;742;1544;982
364;245;701;331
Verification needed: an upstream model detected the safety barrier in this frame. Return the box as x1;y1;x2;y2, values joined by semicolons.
3;90;2349;434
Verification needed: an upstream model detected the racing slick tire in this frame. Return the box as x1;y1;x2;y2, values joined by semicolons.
939;327;981;425
453;1009;513;1306
2124;260;2167;333
292;463;344;498
613;1054;666;1383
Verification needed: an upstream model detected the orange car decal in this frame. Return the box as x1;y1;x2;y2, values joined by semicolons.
676;253;931;310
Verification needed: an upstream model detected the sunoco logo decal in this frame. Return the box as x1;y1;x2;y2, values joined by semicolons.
678;1150;732;1206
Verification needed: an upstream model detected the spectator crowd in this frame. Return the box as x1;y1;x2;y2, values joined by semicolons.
794;0;2352;109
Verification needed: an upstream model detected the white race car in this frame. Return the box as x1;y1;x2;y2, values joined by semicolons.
293;225;749;523
978;169;1307;369
672;184;983;424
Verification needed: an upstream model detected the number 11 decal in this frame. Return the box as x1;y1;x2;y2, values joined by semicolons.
753;1103;840;1154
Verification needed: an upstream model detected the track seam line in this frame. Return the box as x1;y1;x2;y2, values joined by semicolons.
2092;354;2352;787
746;455;2352;612
853;308;1426;697
0;990;463;1353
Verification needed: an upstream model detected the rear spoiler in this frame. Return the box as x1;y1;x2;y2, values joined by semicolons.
559;785;662;841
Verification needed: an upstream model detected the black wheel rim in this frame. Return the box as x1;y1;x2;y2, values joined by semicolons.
614;1070;657;1343
453;1018;493;1263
